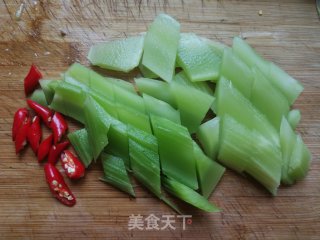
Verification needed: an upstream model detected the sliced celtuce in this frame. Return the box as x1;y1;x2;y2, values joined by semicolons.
220;48;253;98
177;33;221;82
88;35;144;72
251;67;289;129
101;153;135;197
232;37;303;105
129;139;161;197
134;78;177;107
197;117;220;159
143;94;181;124
173;71;214;96
39;79;59;104
279;117;311;185
151;115;198;190
142;14;180;82
287;109;301;130
50;81;86;123
30;89;48;107
171;81;214;133
117;105;151;134
162;176;220;212
215;77;280;147
83;95;111;160
219;115;282;195
193;143;225;198
68;129;93;168
139;62;158;79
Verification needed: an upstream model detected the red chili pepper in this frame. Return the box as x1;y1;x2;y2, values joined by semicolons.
12;108;29;141
26;99;53;127
60;150;85;180
27;116;42;154
37;134;53;162
48;141;70;165
24;64;42;95
44;163;76;207
15;115;31;153
50;112;68;144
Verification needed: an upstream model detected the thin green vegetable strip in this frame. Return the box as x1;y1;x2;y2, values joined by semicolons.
101;153;135;197
151;115;199;190
287;109;301;130
83;95;111;160
193;142;225;198
162;176;220;212
68;129;93;168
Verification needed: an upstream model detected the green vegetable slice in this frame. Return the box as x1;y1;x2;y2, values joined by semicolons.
171;81;214;133
139;62;158;79
219;115;282;195
68;129;93;168
220;48;253;98
117;105;151;134
251;67;289;129
142;14;180;82
39;79;59;104
151;115;198;190
215;77;280;147
162;176;220;212
287;134;311;184
232;37;303;105
30;89;48;107
50;81;86;123
101;153;135;197
173;71;214;96
177;33;221;82
129;139;161;197
199;37;227;56
287;109;301;130
88;35;144;73
193;142;225;198
143;93;181;124
113;86;145;113
197;117;220;159
134;78;177;108
83;95;111;160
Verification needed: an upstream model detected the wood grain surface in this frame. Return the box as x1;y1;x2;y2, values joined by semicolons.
0;0;319;239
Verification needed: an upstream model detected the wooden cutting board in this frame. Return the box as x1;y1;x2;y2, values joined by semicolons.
0;0;319;239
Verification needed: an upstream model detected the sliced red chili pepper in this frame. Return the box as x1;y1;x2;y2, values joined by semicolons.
27;116;42;154
26;99;53;127
37;134;53;162
12;108;29;141
24;64;42;95
15;115;31;154
50;112;68;144
60;150;85;180
44;163;76;207
48;141;70;165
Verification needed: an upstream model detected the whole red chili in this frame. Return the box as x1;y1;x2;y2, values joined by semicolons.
37;134;53;162
48;141;70;165
12;108;29;141
50;112;68;144
44;163;76;207
27;116;42;154
15;115;31;153
60;150;85;180
24;64;42;95
26;99;53;127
